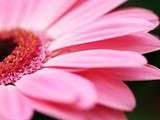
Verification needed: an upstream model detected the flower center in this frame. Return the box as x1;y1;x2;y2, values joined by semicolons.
0;29;46;85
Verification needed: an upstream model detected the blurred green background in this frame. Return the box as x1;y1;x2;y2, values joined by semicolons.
33;0;160;120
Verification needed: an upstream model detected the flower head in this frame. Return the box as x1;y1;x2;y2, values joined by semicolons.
0;0;160;120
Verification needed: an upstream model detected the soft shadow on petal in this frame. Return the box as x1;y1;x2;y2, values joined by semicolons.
16;68;97;109
58;33;160;54
28;98;127;120
79;70;136;111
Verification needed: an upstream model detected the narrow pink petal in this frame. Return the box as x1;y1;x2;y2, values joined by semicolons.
48;8;158;51
28;98;126;120
80;70;136;111
20;0;77;31
0;85;33;120
49;20;156;51
44;49;147;68
107;7;159;26
100;33;160;54
16;68;97;109
62;33;160;54
105;65;160;81
47;0;127;38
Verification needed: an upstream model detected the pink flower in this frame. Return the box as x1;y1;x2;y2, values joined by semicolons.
0;0;159;120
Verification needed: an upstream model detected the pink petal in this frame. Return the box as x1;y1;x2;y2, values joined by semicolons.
48;8;158;51
44;49;147;68
28;98;126;120
101;33;160;54
47;0;127;38
61;33;160;54
0;0;27;29
105;65;160;81
0;85;33;120
16;68;97;109
107;7;159;26
20;0;77;31
80;70;136;111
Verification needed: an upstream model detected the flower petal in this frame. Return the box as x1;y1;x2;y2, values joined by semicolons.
47;0;127;38
44;49;147;68
29;99;126;120
105;65;160;81
60;33;160;54
100;33;160;54
80;70;136;111
0;85;33;120
20;0;77;31
0;0;27;29
48;8;158;51
107;7;159;26
16;68;97;109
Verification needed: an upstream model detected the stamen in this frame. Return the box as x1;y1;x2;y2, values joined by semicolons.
0;29;46;85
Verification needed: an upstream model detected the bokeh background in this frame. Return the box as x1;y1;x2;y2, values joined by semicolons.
125;0;160;120
33;0;160;120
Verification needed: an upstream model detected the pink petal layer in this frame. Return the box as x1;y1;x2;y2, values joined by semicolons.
105;65;160;81
47;0;127;38
0;85;33;120
0;0;27;29
61;33;160;54
107;7;159;26
44;49;147;68
48;8;158;51
16;68;97;109
20;0;77;31
80;70;136;111
29;98;126;120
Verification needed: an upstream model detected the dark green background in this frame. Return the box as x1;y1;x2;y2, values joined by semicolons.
33;0;160;120
125;0;160;120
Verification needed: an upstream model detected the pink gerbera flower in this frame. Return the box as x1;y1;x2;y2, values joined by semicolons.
0;0;160;120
